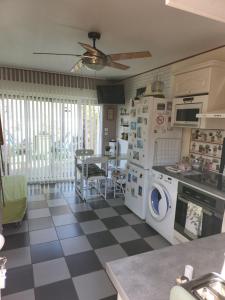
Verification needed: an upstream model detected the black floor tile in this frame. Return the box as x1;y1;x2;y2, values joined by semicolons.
3;232;30;250
28;200;48;210
121;239;153;256
87;231;118;249
28;216;53;231
74;210;99;222
102;216;128;230
89;199;110;209
56;223;83;240
31;240;63;264
45;192;63;200
3;222;28;236
35;279;79;300
114;205;131;215
49;205;70;216
65;251;102;277
2;265;34;296
102;295;117;300
132;223;158;237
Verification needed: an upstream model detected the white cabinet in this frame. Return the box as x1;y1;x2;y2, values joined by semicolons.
173;67;211;96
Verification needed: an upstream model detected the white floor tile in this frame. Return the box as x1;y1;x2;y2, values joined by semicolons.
80;220;107;234
33;257;70;287
29;227;58;245
122;213;143;225
47;198;66;207
95;244;127;267
73;270;116;300
145;235;171;249
95;207;118;219
110;226;140;243
28;194;45;202
52;214;77;226
60;235;92;256
1;247;31;269
28;208;50;219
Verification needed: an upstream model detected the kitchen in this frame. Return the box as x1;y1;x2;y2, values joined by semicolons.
108;34;225;300
2;1;225;300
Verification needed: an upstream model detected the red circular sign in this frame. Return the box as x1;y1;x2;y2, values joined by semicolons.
156;115;165;125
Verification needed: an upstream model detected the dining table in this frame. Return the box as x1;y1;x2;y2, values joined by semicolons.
75;153;127;201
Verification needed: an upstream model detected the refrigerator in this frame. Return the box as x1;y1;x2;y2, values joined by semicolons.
125;96;182;219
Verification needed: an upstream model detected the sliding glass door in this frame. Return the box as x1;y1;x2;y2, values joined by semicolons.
0;95;102;182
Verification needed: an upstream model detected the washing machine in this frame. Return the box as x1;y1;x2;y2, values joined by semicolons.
146;169;178;244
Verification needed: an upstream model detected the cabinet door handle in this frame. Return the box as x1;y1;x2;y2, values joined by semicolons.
178;195;188;204
183;97;194;102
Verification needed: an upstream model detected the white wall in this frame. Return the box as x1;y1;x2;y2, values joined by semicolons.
123;65;173;101
121;46;225;157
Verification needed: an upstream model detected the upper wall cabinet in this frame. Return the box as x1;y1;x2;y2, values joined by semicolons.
172;60;225;129
173;61;225;113
173;67;211;96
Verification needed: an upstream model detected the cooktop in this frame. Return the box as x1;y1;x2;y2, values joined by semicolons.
184;172;225;192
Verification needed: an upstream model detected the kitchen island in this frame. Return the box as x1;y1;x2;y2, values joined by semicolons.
106;233;225;300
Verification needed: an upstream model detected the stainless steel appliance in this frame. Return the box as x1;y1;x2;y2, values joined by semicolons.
171;94;208;128
171;273;225;300
174;181;225;242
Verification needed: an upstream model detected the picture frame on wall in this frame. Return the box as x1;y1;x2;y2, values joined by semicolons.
107;109;114;121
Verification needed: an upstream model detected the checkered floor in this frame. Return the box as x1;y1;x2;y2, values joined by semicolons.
1;182;171;300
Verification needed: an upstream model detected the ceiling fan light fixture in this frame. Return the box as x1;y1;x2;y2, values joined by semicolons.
84;63;105;71
82;55;106;71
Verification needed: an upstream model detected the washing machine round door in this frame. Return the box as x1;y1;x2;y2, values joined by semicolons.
148;183;170;222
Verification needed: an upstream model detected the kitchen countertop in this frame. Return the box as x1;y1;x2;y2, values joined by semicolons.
153;165;225;199
106;233;225;300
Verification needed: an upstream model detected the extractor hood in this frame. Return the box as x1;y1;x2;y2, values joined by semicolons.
196;110;225;129
197;110;225;119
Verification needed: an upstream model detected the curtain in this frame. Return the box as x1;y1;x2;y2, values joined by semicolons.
0;82;102;183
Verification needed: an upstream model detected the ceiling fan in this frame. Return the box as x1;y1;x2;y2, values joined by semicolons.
33;32;151;72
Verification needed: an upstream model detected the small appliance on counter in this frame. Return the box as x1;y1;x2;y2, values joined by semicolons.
170;273;225;300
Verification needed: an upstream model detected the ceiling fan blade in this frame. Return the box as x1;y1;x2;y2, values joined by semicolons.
78;42;99;55
106;61;130;70
33;52;84;57
70;60;83;73
109;51;151;61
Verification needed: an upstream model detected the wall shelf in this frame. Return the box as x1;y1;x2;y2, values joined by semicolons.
191;139;223;146
189;151;221;160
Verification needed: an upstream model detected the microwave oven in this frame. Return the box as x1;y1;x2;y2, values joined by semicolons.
171;94;208;128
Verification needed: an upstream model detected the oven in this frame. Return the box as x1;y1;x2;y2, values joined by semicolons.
174;182;225;242
171;94;208;128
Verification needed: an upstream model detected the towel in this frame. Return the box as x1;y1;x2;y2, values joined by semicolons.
184;202;203;239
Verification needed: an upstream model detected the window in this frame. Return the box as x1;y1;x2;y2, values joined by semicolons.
0;95;102;182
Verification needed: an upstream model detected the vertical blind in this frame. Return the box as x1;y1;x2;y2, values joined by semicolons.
0;93;102;182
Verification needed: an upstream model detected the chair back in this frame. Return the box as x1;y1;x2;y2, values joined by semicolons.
85;156;108;178
75;149;94;157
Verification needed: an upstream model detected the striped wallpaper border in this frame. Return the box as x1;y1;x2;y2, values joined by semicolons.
0;67;104;90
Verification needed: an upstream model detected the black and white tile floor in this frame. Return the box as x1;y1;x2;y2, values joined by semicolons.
1;183;171;300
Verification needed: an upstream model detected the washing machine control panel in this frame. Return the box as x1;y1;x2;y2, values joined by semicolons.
153;171;174;185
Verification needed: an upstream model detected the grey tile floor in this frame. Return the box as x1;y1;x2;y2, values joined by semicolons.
1;182;171;300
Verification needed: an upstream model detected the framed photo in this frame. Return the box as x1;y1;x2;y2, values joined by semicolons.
107;109;114;121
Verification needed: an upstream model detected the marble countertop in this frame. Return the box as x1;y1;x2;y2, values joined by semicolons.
106;233;225;300
152;166;225;200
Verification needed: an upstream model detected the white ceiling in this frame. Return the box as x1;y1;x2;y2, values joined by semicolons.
1;0;225;79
